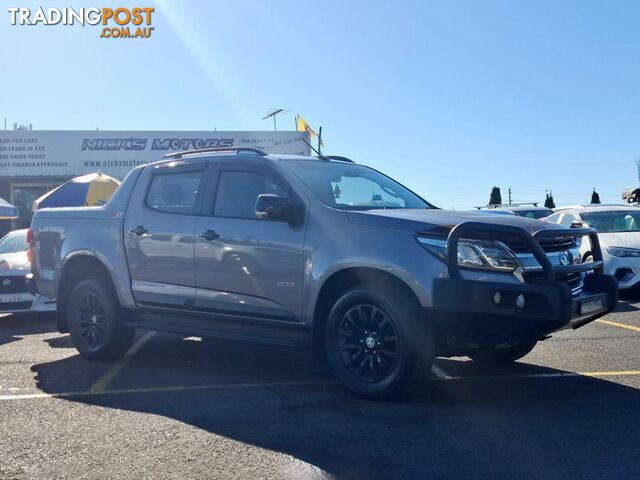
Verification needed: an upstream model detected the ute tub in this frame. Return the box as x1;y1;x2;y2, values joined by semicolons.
430;222;618;347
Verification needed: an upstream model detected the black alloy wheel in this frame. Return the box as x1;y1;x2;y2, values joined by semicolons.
68;278;134;360
337;304;399;382
75;290;108;348
325;286;434;398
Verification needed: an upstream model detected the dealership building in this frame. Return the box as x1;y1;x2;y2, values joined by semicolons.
0;130;310;236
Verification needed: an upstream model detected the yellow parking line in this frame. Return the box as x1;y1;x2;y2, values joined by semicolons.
1;369;640;401
431;365;453;380
0;379;337;401
88;331;155;394
428;370;640;381
581;370;640;377
596;319;640;333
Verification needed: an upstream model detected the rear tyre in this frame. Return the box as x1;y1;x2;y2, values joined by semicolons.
67;278;135;360
468;341;537;365
325;285;433;399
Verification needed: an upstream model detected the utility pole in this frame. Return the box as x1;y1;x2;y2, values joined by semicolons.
508;188;512;205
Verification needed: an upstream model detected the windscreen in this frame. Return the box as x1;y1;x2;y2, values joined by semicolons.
284;160;431;210
0;230;28;254
581;210;640;232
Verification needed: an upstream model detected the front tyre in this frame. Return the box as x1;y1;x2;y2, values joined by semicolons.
67;278;135;360
468;341;537;365
325;286;432;398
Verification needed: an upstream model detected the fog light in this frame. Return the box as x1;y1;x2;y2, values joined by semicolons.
614;268;635;284
493;292;501;305
516;294;525;309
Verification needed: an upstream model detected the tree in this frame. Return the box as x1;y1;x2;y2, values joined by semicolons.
489;186;502;206
590;188;601;204
544;191;556;209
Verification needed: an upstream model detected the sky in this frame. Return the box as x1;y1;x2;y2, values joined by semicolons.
1;0;639;209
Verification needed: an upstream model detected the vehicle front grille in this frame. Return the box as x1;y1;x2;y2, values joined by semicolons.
0;276;27;294
509;234;584;292
524;270;583;292
504;237;577;254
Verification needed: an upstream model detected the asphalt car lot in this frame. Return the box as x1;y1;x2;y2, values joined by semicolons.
1;302;639;480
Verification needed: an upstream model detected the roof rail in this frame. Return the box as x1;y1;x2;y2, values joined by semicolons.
163;147;267;159
322;155;355;163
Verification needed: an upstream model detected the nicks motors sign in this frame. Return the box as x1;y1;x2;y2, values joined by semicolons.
0;130;310;178
81;137;237;151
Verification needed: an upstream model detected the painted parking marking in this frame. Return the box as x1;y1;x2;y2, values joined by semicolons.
596;319;640;333
88;331;155;394
427;370;640;381
1;370;639;402
0;379;338;401
431;364;453;380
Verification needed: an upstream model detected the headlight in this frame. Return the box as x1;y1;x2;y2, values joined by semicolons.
606;246;640;258
417;236;521;272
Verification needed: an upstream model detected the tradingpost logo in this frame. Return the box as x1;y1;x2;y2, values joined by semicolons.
7;6;155;39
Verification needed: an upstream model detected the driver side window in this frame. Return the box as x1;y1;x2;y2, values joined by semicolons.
213;170;288;219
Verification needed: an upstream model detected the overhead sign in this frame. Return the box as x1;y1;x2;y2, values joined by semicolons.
0;130;310;178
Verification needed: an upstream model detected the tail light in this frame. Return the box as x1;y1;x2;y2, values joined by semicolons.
27;228;33;265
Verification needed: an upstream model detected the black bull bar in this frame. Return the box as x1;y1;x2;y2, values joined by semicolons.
431;222;618;335
445;222;604;281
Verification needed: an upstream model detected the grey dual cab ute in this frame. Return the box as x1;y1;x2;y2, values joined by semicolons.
31;148;618;398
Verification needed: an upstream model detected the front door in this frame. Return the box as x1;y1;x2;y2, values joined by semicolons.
194;162;306;322
124;161;205;309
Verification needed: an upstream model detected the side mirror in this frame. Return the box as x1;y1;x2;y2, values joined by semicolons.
255;194;302;226
571;220;589;228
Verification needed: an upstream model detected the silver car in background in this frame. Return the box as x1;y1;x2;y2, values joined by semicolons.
0;229;56;315
547;205;640;290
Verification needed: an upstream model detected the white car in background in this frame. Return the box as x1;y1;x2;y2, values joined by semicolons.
0;229;56;315
546;205;640;290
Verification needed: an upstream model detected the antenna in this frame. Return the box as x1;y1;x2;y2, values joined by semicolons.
262;108;291;131
301;137;321;156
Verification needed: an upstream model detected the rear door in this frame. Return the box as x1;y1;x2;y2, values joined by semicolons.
193;160;307;323
124;161;206;309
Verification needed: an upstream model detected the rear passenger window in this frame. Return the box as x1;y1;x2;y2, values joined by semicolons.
214;170;287;219
546;213;562;224
146;172;201;215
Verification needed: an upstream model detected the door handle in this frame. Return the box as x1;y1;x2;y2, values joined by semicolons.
130;225;148;236
199;229;220;241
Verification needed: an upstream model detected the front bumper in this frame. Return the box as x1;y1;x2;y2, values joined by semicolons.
601;253;640;290
0;271;56;314
432;273;617;347
429;222;619;348
0;292;57;313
